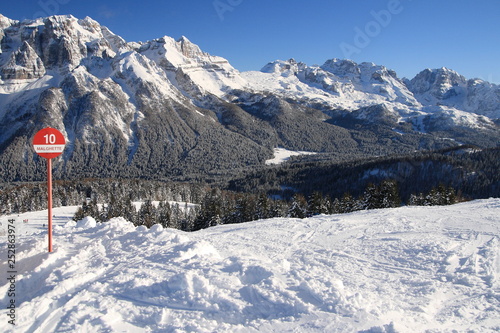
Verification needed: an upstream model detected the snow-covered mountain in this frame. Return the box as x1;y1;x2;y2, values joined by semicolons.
245;58;499;130
135;35;247;100
257;58;419;109
0;14;498;181
407;67;500;119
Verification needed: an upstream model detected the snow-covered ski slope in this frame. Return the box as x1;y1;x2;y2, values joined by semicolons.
1;199;499;332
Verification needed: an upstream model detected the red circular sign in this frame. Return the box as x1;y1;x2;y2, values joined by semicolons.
33;127;66;159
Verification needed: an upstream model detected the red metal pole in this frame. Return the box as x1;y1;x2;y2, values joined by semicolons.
47;158;53;253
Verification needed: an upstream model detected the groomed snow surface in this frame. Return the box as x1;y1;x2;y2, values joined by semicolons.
1;199;499;332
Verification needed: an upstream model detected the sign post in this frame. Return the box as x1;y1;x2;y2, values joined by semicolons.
33;127;66;253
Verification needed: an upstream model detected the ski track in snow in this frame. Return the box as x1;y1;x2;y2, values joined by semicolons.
0;199;499;332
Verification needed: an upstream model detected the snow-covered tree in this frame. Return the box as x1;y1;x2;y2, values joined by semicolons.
380;180;400;208
308;191;328;215
255;193;271;220
137;200;156;228
193;189;223;230
339;193;356;213
157;201;171;229
288;194;308;218
73;198;99;221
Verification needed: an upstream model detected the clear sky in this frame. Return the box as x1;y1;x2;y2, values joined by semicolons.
1;0;499;83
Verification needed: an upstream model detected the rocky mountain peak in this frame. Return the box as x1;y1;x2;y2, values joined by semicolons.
176;35;206;58
261;59;300;77
0;13;16;29
406;67;500;118
0;14;131;77
408;67;466;96
321;58;361;78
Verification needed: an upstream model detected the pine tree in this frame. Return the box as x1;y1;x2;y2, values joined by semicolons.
360;183;380;210
328;197;342;214
183;204;197;231
308;191;328;215
445;186;457;205
380;180;400;208
88;198;100;222
255;193;271;220
408;193;425;206
288;194;308;218
137;200;156;228
269;199;287;218
105;194;123;221
170;203;183;230
99;204;109;222
73;206;86;221
339;193;355;213
72;198;99;221
122;197;137;224
233;194;255;223
157;201;172;229
193;189;223;231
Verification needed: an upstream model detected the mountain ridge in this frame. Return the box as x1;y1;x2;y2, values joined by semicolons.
0;14;498;182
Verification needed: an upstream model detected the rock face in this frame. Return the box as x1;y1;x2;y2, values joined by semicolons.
0;14;498;182
1;41;46;79
407;67;500;119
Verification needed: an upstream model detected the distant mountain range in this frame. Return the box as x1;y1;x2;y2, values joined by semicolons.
0;14;498;182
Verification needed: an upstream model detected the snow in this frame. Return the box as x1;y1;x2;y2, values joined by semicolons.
137;36;247;99
113;52;184;104
0;72;62;121
242;70;348;108
265;147;318;165
242;59;421;115
1;199;499;332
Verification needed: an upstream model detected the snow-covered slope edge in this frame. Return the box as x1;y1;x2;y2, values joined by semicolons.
1;199;498;332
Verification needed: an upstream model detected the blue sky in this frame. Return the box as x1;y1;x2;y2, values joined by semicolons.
1;0;499;83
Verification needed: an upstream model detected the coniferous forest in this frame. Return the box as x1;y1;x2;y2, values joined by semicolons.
69;179;461;231
2;145;497;231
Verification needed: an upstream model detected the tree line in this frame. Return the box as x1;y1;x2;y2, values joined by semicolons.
71;180;463;232
1;145;497;219
227;145;500;202
0;178;205;216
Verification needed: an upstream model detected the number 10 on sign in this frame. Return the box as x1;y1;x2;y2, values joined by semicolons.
44;134;56;143
32;128;66;253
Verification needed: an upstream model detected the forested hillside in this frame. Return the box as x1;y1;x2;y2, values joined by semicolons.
5;145;498;232
227;146;500;201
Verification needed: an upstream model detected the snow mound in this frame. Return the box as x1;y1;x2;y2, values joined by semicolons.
0;199;499;332
76;216;97;229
